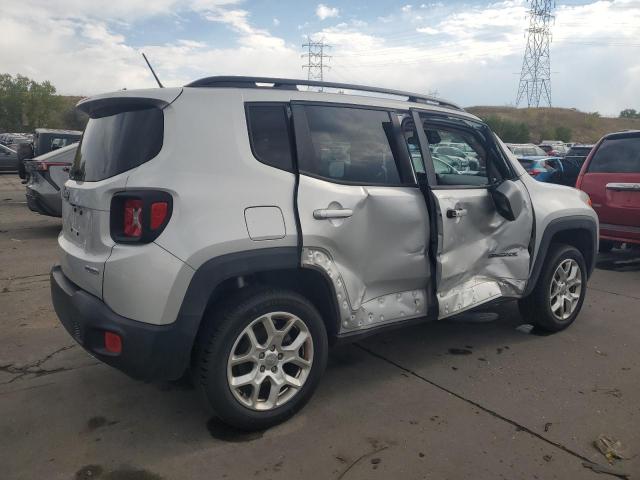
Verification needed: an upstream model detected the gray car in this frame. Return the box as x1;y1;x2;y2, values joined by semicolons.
0;144;19;172
25;144;76;217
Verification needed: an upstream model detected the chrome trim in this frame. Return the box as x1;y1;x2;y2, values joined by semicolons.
606;183;640;192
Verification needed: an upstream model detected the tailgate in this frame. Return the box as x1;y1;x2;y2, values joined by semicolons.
59;176;127;298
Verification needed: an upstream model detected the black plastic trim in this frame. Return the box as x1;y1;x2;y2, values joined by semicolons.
51;265;191;380
523;215;598;297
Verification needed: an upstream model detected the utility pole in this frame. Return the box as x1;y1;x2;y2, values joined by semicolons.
302;37;330;86
516;0;554;108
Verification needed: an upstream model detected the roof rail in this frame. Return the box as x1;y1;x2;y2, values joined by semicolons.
185;76;462;111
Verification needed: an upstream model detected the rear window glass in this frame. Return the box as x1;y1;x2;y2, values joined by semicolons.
588;137;640;173
246;104;293;172
567;147;591;156
71;107;163;181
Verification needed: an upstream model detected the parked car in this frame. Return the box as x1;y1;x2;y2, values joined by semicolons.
576;130;639;251
51;77;597;430
430;145;471;170
562;144;594;187
506;143;548;158
506;143;570;184
24;144;76;217
517;157;564;183
0;144;18;172
17;129;81;179
539;142;569;157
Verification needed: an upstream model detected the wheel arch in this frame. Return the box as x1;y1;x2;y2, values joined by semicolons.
176;247;341;373
523;215;597;297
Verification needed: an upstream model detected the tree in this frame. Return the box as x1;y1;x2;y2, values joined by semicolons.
555;126;572;143
620;108;640;119
0;74;63;132
484;115;530;143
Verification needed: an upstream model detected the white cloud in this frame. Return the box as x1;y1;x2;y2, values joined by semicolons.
316;4;339;20
416;26;438;34
0;0;638;114
401;5;413;12
273;18;280;26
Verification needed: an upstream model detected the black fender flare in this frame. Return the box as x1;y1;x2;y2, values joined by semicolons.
176;246;299;340
523;215;597;297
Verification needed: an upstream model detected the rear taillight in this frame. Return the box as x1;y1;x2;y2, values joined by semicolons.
123;199;143;238
150;202;169;230
529;169;545;177
110;191;173;244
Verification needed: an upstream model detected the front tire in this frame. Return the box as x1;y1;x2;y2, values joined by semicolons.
519;244;587;332
194;287;328;431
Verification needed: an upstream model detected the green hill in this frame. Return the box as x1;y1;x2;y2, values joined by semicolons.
466;106;640;144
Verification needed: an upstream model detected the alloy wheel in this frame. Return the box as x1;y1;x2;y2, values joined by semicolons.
549;258;582;321
226;312;314;411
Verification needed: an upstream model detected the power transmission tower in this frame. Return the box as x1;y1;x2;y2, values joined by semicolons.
516;0;554;108
302;37;330;85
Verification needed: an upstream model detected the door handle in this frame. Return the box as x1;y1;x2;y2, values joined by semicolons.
446;208;467;218
606;183;640;191
313;208;353;220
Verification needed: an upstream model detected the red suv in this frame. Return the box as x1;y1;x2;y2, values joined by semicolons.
576;130;640;251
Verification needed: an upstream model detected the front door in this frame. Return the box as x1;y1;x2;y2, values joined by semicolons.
292;103;432;333
405;110;534;318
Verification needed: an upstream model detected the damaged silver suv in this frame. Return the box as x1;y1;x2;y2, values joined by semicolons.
51;77;598;430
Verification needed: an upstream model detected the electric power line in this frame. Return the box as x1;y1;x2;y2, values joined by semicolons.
302;37;331;84
516;0;555;107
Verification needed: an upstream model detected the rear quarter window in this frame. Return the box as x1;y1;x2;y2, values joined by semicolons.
71;107;163;181
588;136;640;173
245;104;293;172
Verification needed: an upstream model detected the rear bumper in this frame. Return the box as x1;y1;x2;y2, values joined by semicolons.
50;265;192;381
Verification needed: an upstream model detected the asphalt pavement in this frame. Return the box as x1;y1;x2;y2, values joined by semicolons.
1;174;638;480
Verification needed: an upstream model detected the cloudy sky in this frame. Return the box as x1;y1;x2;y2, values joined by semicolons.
2;0;639;114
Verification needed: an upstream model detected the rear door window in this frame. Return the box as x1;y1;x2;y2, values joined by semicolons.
299;105;402;185
71;107;164;181
588;136;640;173
246;104;293;172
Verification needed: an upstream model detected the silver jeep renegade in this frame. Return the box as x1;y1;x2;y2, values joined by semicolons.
51;77;598;430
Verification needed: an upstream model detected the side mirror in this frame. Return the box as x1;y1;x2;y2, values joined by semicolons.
490;179;524;221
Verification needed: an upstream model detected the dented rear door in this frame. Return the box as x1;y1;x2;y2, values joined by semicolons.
293;103;431;334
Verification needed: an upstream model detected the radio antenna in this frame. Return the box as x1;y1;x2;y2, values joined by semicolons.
142;52;164;88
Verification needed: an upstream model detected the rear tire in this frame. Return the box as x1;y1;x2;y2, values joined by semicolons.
519;244;587;332
194;287;328;431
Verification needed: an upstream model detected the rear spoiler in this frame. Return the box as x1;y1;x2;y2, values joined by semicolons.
76;88;183;119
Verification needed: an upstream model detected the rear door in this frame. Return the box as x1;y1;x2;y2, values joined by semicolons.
407;110;533;318
580;133;640;243
293;103;431;333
